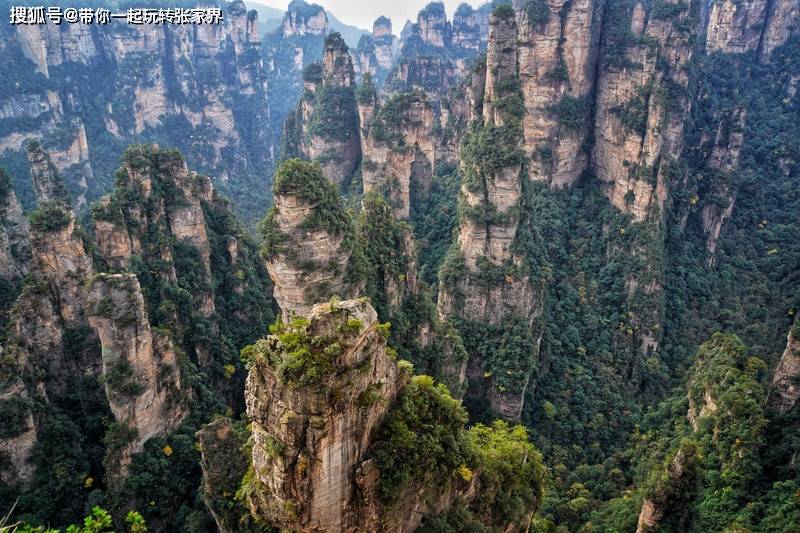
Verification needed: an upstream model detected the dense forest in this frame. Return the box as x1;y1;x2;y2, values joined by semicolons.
0;0;799;531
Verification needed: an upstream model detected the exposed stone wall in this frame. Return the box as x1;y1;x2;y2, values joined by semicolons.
768;321;800;413
87;273;188;474
519;0;601;188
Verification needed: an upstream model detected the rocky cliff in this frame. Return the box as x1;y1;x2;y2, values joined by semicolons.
202;298;543;532
1;191;98;489
261;159;363;320
92;144;274;370
361;89;443;219
87;273;188;475
518;0;601;188
282;33;361;186
702;0;799;58
353;17;399;86
0;144;274;527
438;6;543;420
1;0;272;221
767;320;800;412
0;169;30;281
384;2;485;96
592;0;693;222
357;192;468;394
27;141;71;205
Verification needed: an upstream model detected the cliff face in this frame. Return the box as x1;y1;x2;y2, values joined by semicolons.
284;33;361;186
205;298;543;532
384;2;485;96
361;90;443;219
93;146;216;317
357;193;468;394
27;142;71;205
262;159;362;320
760;0;800;59
700;106;746;264
767;321;800;413
92;144;274;373
635;443;697;533
1;197;96;488
592;0;694;222
705;0;770;54
353;17;399;86
0;143;274;501
452;4;484;52
518;0;601;188
438;8;543;420
1;0;272;221
0;170;30;280
243;299;403;531
87;273;188;474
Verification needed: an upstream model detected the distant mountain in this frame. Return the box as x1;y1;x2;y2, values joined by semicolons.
245;0;368;47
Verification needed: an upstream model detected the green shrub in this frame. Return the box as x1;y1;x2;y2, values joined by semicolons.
523;0;549;25
370;375;471;503
29;201;71;232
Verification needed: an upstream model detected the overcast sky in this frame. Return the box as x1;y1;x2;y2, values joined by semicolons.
250;0;487;32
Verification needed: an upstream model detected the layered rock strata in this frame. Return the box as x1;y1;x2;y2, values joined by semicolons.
87;273;188;474
3;0;270;217
262;160;362;320
438;8;542;420
518;0;602;188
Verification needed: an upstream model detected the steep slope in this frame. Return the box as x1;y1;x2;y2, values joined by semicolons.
0;144;276;530
202;298;545;532
0;0;272;223
579;334;788;532
437;5;544;420
281;32;361;186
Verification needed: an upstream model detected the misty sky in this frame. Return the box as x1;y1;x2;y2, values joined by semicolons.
250;0;487;32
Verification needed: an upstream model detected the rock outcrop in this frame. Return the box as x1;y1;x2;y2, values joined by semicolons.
592;0;694;222
357;193;468;393
760;0;800;60
93;145;216;312
353;17;399;86
705;0;770;54
27;141;70;205
1;198;96;488
243;299;403;531
636;443;697;533
438;6;543;420
768;320;800;413
87;273;188;474
452;3;484;52
282;0;328;37
700;107;746;264
0;169;30;280
361;90;441;219
0;143;274;495
197;418;257;533
518;0;601;188
210;298;543;532
0;378;37;486
384;2;485;96
262;159;362;320
285;33;361;186
2;0;272;220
